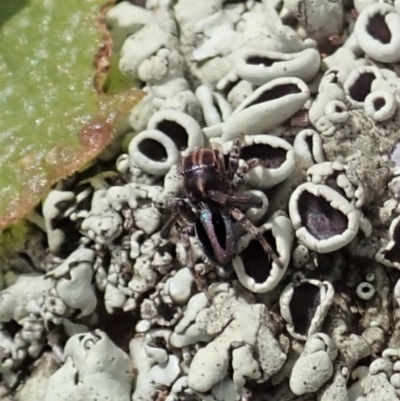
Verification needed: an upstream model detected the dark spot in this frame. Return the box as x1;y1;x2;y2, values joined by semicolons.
367;13;391;44
289;282;320;335
239;231;277;283
335;105;343;112
281;14;299;28
360;284;371;293
330;72;339;84
157;120;189;151
153;337;167;350
348;73;375;102
384;220;400;263
157;303;175;321
304;134;314;161
240;144;286;168
222;77;241;97
50;213;81;258
94;296;136;352
298;191;348;240
212;95;223;117
138;138;168;161
74;371;79;385
246;83;301;108
246;56;275;67
324;172;347;199
373;97;385;111
223;154;230;171
2;321;21;337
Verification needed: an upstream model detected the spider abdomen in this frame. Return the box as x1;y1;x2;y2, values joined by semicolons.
195;205;236;266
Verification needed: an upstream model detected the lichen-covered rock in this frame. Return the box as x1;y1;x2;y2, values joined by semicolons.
7;1;400;400
45;248;97;319
290;333;337;395
0;275;53;323
283;0;344;43
45;330;133;401
188;286;287;393
14;352;59;401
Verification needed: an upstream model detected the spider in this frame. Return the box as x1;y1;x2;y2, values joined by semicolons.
161;138;282;268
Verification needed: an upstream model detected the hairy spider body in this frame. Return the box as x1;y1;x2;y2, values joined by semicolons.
162;139;282;269
181;148;229;201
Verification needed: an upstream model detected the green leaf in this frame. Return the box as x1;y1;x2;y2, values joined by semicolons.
0;0;142;230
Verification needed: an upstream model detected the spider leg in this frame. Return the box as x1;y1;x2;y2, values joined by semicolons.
227;137;242;180
233;158;263;186
207;190;262;209
206;190;229;206
160;198;195;239
160;210;180;239
230;207;283;268
181;227;195;268
181;227;209;294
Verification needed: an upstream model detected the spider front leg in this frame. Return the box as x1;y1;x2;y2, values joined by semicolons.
227;137;243;180
180;227;209;295
207;190;263;209
233;158;264;186
180;226;195;268
230;207;283;268
160;198;195;239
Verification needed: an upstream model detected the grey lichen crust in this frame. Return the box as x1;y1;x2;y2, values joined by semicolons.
3;0;400;400
188;286;287;393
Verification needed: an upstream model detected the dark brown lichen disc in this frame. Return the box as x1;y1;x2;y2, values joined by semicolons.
138;138;168;161
289;282;320;336
156;120;189;151
239;231;277;283
373;97;386;111
246;56;276;66
348;73;376;102
298;191;348;240
367;13;391;44
247;84;301;108
240;144;286;169
157;302;176;322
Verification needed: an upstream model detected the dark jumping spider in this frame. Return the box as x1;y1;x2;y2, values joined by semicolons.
161;138;282;268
